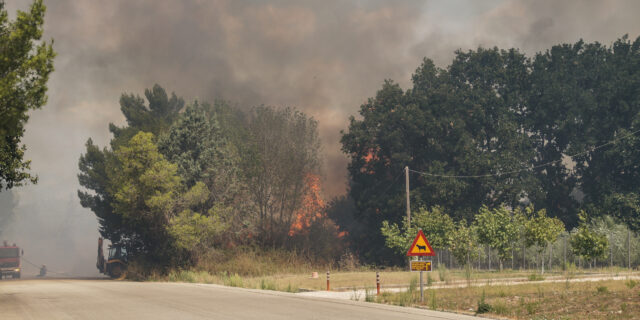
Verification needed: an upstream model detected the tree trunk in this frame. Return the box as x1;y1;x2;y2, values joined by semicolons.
548;243;553;271
541;250;545;275
522;242;526;270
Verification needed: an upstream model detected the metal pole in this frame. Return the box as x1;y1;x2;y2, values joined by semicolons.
419;257;424;303
610;235;613;268
376;272;380;295
563;234;567;270
405;166;411;228
629;229;632;270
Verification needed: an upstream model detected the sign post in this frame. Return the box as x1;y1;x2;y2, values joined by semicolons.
406;229;435;303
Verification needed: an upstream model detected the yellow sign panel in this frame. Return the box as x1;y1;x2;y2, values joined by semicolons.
410;260;432;272
406;230;435;256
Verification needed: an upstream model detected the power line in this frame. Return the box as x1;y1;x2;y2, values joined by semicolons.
409;127;640;179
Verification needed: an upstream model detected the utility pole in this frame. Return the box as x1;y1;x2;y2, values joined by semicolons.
405;166;411;228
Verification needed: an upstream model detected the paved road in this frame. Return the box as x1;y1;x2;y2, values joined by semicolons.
0;279;478;320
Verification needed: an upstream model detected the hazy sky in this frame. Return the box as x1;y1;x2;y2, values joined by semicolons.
1;0;639;276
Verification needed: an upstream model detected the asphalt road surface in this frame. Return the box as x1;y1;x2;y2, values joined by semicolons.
0;279;479;319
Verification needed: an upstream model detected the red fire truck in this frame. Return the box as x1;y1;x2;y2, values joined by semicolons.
0;241;22;279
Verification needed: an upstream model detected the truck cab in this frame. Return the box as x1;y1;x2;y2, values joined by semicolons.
0;241;21;279
97;238;127;278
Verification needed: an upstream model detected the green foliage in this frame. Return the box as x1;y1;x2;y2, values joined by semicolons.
523;206;565;273
259;279;276;290
342;35;640;264
524;207;565;249
528;274;545;281
474;206;519;269
571;211;609;261
109;85;184;150
79;85;185;250
380;206;454;256
168;206;228;253
448;220;478;265
0;0;55;190
476;290;492;314
109;131;182;259
158;102;238;199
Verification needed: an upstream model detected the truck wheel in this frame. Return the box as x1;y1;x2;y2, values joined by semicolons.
109;263;123;278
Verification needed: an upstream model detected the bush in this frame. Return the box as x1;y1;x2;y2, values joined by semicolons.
476;290;492;314
528;274;545;281
625;279;637;289
596;286;608;293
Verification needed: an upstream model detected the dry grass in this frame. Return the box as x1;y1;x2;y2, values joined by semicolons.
376;279;640;319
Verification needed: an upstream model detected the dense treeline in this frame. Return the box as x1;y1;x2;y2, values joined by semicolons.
341;35;640;264
78;86;343;268
79;35;640;271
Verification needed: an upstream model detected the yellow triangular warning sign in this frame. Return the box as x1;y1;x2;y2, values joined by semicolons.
407;230;435;256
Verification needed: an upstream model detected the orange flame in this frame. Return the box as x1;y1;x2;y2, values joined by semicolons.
289;173;325;236
360;147;380;174
289;174;347;239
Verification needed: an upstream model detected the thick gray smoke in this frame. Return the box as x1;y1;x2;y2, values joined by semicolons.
1;0;639;276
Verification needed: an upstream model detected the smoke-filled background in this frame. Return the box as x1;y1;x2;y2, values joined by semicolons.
0;0;639;276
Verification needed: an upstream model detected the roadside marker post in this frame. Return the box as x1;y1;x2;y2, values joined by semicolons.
326;271;330;291
376;272;380;295
406;229;436;303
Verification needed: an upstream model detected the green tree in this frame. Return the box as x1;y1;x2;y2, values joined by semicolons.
381;206;454;266
78;85;184;248
109;84;184;150
474;206;520;271
528;36;640;230
571;211;609;268
523;207;565;274
448;221;479;267
342;48;536;263
109;131;182;260
168;204;230;263
158;102;240;204
0;0;55;190
244;106;321;246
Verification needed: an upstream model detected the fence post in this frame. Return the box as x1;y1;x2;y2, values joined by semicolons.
376;271;380;295
326;271;330;291
629;229;632;270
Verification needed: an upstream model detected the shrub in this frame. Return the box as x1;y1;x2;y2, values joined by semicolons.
625;279;637;289
437;265;447;282
596;286;608;293
528;274;545;281
476;290;492;314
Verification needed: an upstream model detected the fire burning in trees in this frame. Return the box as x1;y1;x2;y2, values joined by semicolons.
288;173;346;238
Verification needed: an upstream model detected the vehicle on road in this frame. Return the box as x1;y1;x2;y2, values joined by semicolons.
97;237;128;278
0;241;22;279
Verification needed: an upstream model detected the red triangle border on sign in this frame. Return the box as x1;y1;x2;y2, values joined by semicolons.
406;229;436;256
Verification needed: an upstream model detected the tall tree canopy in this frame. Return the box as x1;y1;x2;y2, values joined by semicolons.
342;36;640;262
0;0;55;190
79;86;333;266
